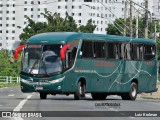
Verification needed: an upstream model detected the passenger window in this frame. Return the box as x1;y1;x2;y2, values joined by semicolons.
133;44;140;60
94;41;106;58
144;44;156;60
132;44;143;60
107;43;119;59
81;41;93;58
120;43;126;59
126;44;131;60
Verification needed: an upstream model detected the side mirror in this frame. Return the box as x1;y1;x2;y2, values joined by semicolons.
60;44;70;60
14;45;25;59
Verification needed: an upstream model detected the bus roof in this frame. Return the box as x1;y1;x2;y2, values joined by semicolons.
27;32;156;44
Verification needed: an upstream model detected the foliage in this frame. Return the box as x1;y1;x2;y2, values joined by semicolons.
106;17;160;38
0;50;20;77
156;37;160;60
79;19;96;33
20;11;96;44
0;83;19;88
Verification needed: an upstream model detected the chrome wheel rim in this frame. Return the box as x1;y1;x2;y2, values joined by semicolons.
131;85;136;97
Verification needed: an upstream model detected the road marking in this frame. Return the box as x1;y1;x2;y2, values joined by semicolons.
8;94;15;97
10;94;32;120
10;90;14;92
13;94;32;111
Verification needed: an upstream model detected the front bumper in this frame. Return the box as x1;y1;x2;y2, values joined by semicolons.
20;77;64;93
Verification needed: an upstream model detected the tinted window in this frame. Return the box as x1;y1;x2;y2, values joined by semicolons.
120;43;126;59
132;44;143;60
81;41;93;58
144;44;156;60
107;43;119;59
126;44;131;60
94;41;106;58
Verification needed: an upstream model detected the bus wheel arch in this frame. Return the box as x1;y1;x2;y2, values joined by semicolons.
74;78;86;100
121;79;138;101
131;79;138;89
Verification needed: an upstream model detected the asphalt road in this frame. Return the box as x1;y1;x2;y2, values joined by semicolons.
0;86;160;120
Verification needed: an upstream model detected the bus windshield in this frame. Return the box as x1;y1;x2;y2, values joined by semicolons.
22;44;62;75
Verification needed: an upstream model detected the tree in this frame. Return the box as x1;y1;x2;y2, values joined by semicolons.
0;50;20;76
19;11;96;44
79;19;96;33
19;16;48;45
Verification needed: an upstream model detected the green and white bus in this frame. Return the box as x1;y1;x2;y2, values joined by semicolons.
14;32;158;100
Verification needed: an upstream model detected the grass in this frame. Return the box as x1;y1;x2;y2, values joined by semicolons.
141;96;160;100
0;83;20;88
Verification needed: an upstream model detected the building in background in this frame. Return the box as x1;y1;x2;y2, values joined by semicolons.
153;0;160;19
0;0;154;51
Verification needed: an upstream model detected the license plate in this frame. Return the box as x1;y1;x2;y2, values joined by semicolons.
35;87;43;90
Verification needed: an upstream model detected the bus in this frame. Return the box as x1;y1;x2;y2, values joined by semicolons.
14;32;158;100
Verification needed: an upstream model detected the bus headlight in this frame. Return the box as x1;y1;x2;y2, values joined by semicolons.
20;78;32;84
50;77;65;84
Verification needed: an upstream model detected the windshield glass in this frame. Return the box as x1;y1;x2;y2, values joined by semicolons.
22;44;62;75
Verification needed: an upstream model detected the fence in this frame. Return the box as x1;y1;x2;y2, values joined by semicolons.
0;76;20;84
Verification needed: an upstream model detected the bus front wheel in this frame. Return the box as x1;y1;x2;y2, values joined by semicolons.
121;82;137;100
74;81;85;100
40;93;47;99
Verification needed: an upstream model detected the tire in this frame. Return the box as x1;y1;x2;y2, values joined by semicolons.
121;82;137;101
91;93;107;100
40;93;47;99
74;81;85;100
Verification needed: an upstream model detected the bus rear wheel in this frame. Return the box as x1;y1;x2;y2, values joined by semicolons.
121;82;137;100
40;93;47;99
74;81;85;100
91;93;107;100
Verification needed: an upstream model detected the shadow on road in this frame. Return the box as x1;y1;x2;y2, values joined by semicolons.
15;97;122;101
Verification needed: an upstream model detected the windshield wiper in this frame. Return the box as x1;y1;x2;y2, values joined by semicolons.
29;59;39;74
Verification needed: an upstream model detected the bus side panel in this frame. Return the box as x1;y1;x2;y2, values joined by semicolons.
101;60;123;93
140;60;157;93
62;59;93;93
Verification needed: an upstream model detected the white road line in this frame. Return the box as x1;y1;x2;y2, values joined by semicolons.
8;94;15;97
10;94;32;120
13;94;32;111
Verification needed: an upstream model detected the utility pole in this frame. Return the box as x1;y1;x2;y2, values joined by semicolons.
136;9;139;38
144;0;148;38
154;20;157;40
124;0;127;36
130;0;133;37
